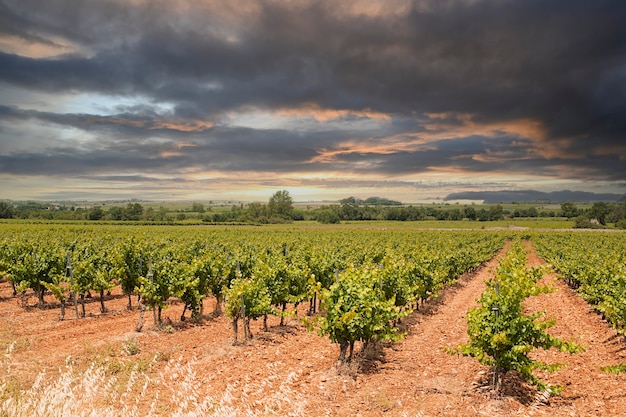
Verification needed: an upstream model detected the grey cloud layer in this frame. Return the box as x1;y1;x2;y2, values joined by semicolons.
1;0;625;187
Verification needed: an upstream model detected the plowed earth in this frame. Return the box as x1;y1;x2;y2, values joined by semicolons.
1;241;625;416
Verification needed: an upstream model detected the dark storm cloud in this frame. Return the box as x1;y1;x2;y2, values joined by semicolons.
2;102;625;183
0;104;342;174
1;0;625;186
0;125;332;176
0;104;214;141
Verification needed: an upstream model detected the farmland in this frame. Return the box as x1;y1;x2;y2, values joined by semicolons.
0;223;625;416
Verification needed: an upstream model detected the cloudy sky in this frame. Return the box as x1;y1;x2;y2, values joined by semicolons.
1;0;625;202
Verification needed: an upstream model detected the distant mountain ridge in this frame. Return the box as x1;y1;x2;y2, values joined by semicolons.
444;190;625;204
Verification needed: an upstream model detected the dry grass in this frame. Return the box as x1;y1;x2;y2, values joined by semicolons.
0;342;308;417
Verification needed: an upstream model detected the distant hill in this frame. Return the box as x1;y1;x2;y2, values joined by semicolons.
444;190;625;204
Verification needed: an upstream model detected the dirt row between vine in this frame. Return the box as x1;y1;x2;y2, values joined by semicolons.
0;240;624;416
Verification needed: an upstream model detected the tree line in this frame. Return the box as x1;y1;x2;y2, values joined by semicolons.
1;194;625;228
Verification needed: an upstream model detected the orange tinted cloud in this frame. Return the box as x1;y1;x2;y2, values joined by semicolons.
158;142;197;158
420;112;586;161
0;34;82;58
309;112;552;165
274;103;391;122
331;0;411;18
423;112;547;143
309;136;434;164
80;115;213;132
151;120;214;132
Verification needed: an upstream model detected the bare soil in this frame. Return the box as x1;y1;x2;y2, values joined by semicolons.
1;241;625;416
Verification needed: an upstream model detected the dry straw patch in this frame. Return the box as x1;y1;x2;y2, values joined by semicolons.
0;342;307;417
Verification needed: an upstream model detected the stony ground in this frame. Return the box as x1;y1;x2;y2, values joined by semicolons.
1;241;625;416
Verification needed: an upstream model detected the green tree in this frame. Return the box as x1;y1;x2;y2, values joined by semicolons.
87;206;104;220
589;202;610;225
124;203;144;220
108;206;124;220
246;202;267;220
560;202;578;218
607;202;626;224
316;208;341;224
0;201;15;218
488;204;504;221
464;206;477;220
268;190;294;219
191;202;205;213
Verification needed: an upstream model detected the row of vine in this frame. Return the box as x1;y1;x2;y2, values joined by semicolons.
0;225;505;357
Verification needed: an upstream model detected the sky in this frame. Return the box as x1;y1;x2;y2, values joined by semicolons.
0;0;625;203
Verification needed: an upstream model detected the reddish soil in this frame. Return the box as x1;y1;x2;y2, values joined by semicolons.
1;241;625;416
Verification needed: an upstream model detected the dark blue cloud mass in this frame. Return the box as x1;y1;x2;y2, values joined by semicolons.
0;0;625;200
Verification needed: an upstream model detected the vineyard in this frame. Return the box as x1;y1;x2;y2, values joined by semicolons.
533;232;626;340
0;223;625;416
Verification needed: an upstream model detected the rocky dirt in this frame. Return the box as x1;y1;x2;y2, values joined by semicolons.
0;241;625;416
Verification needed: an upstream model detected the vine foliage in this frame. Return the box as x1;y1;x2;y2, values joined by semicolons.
452;240;583;392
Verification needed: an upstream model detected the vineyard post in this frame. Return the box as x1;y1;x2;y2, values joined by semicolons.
149;260;159;327
232;318;238;344
310;292;315;314
136;260;152;332
67;252;79;320
227;286;237;344
137;254;143;307
378;263;383;298
136;303;146;332
241;292;249;340
10;279;16;297
33;250;44;307
492;279;500;388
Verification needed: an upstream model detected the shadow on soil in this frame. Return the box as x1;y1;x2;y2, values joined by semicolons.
475;370;545;406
